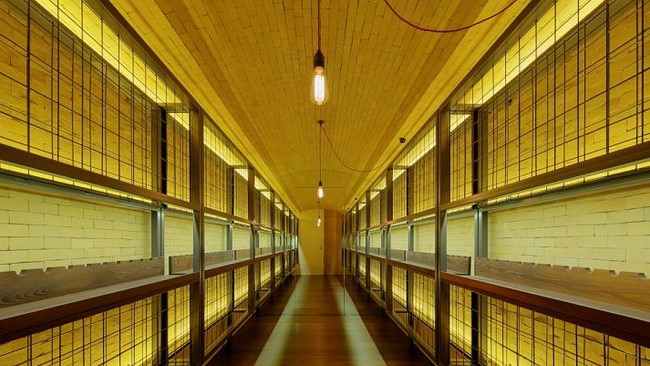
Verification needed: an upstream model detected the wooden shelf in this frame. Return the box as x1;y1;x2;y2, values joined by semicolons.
0;273;197;344
441;272;650;348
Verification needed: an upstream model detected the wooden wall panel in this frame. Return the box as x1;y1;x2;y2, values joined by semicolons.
0;258;163;307
324;210;342;275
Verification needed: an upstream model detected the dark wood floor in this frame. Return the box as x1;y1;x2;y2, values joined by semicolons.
207;275;432;365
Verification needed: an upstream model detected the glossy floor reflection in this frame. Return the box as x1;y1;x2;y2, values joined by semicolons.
208;275;431;365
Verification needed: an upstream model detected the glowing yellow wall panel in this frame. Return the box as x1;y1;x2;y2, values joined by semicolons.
447;216;474;258
0;184;150;273
489;184;650;274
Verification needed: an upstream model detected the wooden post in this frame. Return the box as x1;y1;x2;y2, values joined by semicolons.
385;167;394;311
189;108;205;365
436;109;451;365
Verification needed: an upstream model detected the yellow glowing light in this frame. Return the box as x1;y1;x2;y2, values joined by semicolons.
311;69;328;105
35;0;182;108
460;0;604;107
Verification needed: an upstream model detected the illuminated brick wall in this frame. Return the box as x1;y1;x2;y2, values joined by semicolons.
0;184;150;273
447;216;474;258
164;214;193;258
489;184;650;274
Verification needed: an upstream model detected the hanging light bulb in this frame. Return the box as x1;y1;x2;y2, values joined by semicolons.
310;50;328;105
317;200;322;227
310;0;329;105
317;180;324;199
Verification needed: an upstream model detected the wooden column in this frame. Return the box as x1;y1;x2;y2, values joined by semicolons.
472;109;488;364
247;168;257;312
385;167;394;311
189;107;205;365
436;109;451;365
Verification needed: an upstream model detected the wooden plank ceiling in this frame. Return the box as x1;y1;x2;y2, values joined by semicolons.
109;0;530;214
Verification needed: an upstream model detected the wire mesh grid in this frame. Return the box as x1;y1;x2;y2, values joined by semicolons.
166;285;190;363
358;201;367;231
164;114;190;202
204;272;230;328
259;191;271;227
233;267;248;313
370;191;381;227
0;0;194;201
411;131;436;215
0;296;160;366
260;259;271;290
204;120;231;214
274;254;283;281
233;171;248;220
204;272;231;354
369;258;382;291
411;272;435;352
449;284;473;363
449;114;474;202
358;256;367;277
449;0;650;197
391;266;408;326
392;168;407;219
411;272;435;324
480;296;649;365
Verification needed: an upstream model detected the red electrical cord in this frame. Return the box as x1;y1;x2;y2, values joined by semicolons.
382;0;517;33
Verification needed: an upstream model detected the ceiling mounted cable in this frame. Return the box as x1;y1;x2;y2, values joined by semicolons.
320;124;383;174
382;0;517;33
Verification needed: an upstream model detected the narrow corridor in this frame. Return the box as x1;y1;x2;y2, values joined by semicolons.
208;276;431;365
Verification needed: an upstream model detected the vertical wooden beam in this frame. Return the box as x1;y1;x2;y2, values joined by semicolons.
248;168;257;229
365;191;371;230
473;107;488;260
279;204;284;276
472;108;488;364
270;192;276;291
385;167;394;226
385;167;394;312
365;191;371;290
153;108;167;363
436;109;451;365
189;108;205;365
227;166;235;217
247;168;257;312
406;165;414;216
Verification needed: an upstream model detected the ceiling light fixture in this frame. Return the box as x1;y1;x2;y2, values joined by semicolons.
310;0;328;105
317;120;324;199
317;200;322;227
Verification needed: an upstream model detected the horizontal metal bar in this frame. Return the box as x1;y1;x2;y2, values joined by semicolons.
0;144;198;211
348;249;437;278
442;142;650;211
204;259;254;278
0;171;161;212
481;167;650;213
